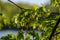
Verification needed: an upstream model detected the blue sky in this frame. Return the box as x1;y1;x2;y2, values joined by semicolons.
1;0;50;6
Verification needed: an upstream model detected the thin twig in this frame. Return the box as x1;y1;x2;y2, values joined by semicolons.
8;0;26;10
49;18;60;40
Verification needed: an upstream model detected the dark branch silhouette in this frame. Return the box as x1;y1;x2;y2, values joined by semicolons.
49;18;60;40
8;0;27;10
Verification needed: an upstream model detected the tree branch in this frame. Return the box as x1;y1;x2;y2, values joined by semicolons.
49;18;60;40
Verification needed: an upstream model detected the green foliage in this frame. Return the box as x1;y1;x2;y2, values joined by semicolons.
0;0;60;40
